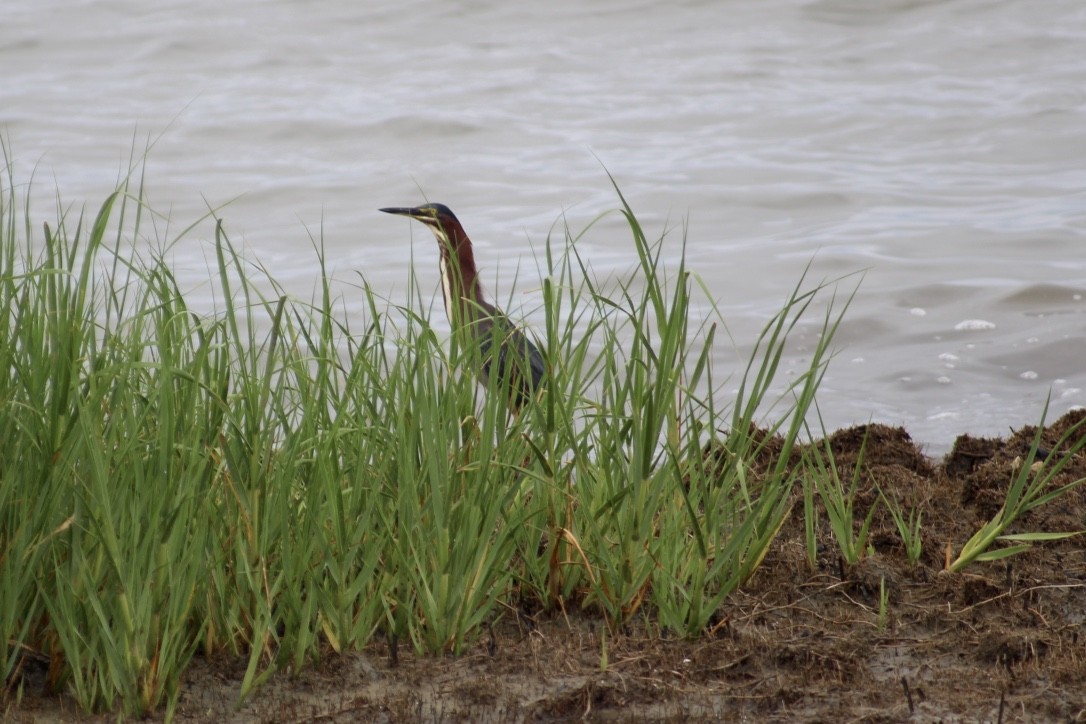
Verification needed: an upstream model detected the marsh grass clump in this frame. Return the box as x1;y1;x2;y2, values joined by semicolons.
12;153;1082;720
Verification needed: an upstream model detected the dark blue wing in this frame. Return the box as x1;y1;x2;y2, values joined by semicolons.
477;313;546;409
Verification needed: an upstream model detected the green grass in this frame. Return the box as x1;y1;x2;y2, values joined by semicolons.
3;150;1083;720
879;484;924;566
947;397;1086;572
802;419;877;567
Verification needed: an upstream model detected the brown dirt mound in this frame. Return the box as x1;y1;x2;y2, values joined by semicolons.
9;412;1086;723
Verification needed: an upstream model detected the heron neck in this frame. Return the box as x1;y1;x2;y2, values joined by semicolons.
437;231;487;326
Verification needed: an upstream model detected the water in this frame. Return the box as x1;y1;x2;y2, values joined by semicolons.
4;0;1085;454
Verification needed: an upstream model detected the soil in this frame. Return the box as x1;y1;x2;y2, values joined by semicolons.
9;411;1086;723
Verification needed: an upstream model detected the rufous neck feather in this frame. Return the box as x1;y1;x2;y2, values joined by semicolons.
430;220;486;324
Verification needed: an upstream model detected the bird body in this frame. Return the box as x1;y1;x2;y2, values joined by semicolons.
380;204;545;409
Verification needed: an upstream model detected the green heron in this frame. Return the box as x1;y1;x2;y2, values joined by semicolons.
380;203;545;409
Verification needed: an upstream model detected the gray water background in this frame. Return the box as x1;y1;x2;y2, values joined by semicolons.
4;0;1086;454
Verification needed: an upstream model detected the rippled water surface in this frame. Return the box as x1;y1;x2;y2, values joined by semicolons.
4;0;1086;452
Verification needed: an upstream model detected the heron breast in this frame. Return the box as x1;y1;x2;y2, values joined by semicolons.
438;255;457;322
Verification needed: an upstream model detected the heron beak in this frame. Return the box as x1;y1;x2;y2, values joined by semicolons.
380;206;434;223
